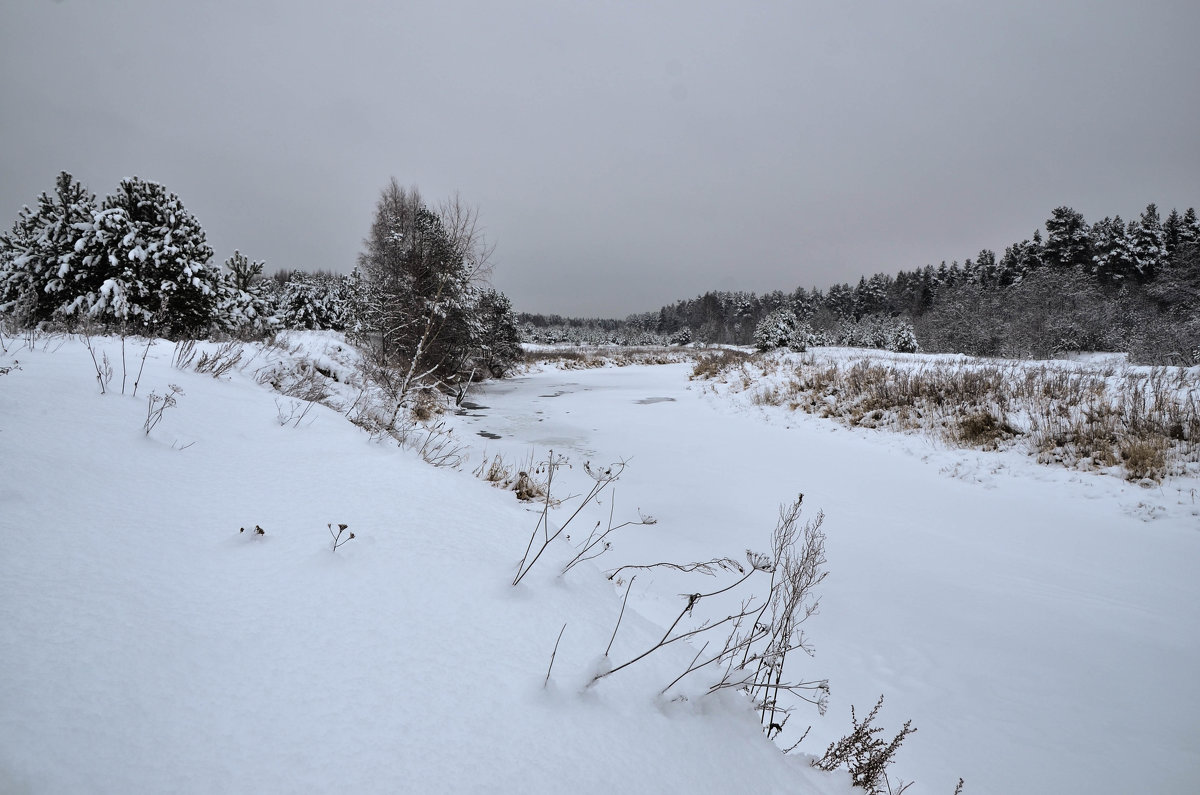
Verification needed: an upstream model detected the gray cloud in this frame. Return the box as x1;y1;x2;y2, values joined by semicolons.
3;0;1197;316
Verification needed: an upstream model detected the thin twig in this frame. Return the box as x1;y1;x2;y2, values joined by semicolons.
544;623;567;687
605;576;636;657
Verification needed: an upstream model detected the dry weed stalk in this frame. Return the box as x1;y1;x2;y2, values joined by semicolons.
813;695;919;795
560;491;656;575
593;496;829;743
512;453;625;586
144;384;183;435
194;341;244;378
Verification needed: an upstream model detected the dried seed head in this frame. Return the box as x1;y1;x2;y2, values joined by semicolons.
746;550;774;572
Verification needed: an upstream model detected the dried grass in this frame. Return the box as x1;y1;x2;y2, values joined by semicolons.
527;345;704;370
697;350;1200;482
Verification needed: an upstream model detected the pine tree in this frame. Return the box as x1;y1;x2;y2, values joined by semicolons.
0;172;96;323
976;249;999;284
753;307;799;350
471;288;522;377
1130;203;1167;282
825;283;855;320
1163;209;1184;258
67;177;221;335
1180;208;1200;247
225;250;264;293
1029;229;1045;270
853;275;888;318
959;258;975;284
1043;206;1091;270
1089;216;1136;284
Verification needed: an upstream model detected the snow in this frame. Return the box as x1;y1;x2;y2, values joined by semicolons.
0;334;852;795
446;355;1200;794
4;333;1198;793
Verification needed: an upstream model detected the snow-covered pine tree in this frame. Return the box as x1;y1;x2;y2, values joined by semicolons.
225;250;263;293
975;249;999;284
1089;216;1136;284
884;316;920;352
1179;208;1200;247
787;320;818;352
1043;206;1091;271
0;172;96;324
471;288;522;377
274;271;357;331
853;274;889;317
67;178;222;336
824;283;855;321
1130;203;1167;283
1163;209;1184;258
214;252;275;336
753;307;798;351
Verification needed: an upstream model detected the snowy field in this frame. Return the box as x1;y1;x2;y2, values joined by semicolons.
0;334;849;795
449;351;1200;794
2;334;1198;793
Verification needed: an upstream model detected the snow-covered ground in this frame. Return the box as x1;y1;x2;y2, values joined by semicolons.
447;355;1200;794
3;334;1198;793
0;335;852;795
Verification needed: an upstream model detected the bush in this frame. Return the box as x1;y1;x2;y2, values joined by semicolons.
835;315;920;353
754;308;799;351
788;321;819;352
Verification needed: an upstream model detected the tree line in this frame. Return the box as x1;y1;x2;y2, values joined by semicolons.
524;203;1199;363
0;172;523;386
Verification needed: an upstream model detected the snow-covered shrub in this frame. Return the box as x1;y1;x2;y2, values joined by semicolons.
787;321;819;352
273;272;358;331
215;274;277;337
754;308;799;351
835;315;920;353
215;252;276;337
883;318;920;353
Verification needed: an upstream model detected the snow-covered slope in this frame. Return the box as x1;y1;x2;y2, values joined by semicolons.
446;356;1200;795
0;335;850;794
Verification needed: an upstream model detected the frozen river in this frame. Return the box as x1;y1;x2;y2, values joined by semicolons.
447;362;1200;794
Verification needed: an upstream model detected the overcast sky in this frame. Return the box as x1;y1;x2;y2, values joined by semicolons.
2;1;1197;317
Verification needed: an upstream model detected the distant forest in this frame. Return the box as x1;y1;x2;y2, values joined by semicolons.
522;204;1200;365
